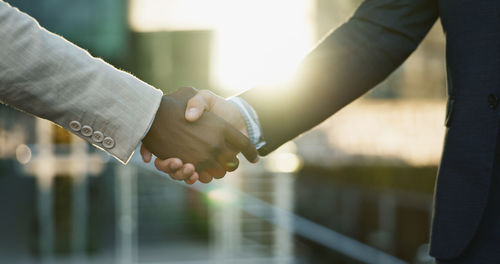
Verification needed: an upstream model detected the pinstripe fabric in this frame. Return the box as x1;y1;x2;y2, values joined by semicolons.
0;1;163;163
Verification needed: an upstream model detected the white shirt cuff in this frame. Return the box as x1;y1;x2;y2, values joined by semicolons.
228;97;266;150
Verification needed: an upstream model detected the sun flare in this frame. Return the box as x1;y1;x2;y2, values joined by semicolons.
129;0;315;94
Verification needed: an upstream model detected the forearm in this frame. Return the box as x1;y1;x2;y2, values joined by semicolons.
241;0;438;155
0;1;162;163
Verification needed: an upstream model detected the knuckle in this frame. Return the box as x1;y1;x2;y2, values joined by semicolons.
199;90;215;100
214;171;226;179
161;161;173;171
161;167;172;174
154;160;163;170
190;97;207;109
200;176;212;183
185;164;195;172
173;171;185;180
210;167;226;179
187;98;199;107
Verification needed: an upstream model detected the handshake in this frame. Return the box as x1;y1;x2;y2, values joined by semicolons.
141;87;258;185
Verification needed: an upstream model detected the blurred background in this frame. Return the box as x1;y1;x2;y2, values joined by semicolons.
0;0;446;263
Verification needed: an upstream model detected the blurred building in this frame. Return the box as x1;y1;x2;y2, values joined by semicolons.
0;0;447;264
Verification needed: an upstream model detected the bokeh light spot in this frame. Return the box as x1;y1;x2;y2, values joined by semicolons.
207;187;237;205
15;144;32;164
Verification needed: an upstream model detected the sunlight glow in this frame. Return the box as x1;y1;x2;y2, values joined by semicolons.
129;0;225;31
301;99;447;166
129;0;315;94
207;187;237;205
265;142;303;173
212;0;315;93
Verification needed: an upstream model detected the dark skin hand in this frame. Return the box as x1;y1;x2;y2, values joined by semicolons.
141;87;258;183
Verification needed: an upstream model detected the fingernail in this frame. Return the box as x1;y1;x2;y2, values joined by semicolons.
187;108;198;119
252;157;260;163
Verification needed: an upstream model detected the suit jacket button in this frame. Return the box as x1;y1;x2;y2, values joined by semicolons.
81;125;93;137
488;94;499;109
102;137;115;149
92;131;104;143
69;121;82;132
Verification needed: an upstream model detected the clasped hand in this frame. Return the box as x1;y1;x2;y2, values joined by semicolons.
141;87;257;184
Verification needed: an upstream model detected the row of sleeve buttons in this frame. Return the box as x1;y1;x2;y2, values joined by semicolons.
69;121;115;149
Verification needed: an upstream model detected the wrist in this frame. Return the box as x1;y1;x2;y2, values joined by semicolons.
142;96;170;149
227;97;263;147
223;99;248;136
232;105;250;137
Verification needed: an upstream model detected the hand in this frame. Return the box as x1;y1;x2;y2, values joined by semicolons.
141;87;258;183
185;90;249;136
147;89;256;184
140;145;199;185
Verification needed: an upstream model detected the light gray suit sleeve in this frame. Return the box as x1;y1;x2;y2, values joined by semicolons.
0;1;163;164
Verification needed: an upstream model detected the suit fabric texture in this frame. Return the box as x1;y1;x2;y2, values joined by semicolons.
0;1;163;163
437;141;500;264
241;0;500;260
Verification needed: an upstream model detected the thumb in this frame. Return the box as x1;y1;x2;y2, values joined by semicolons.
140;144;153;163
185;93;210;122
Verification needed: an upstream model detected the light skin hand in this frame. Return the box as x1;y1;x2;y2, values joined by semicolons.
185;90;249;137
140;145;199;185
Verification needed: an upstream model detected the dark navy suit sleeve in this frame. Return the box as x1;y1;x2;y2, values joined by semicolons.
240;0;439;155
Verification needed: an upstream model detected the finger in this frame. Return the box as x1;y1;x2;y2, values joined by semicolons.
210;169;227;180
140;144;153;163
216;151;240;172
154;158;183;174
198;171;213;183
204;163;227;179
173;163;195;180
224;125;259;163
185;95;208;122
184;172;199;185
185;90;219;121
